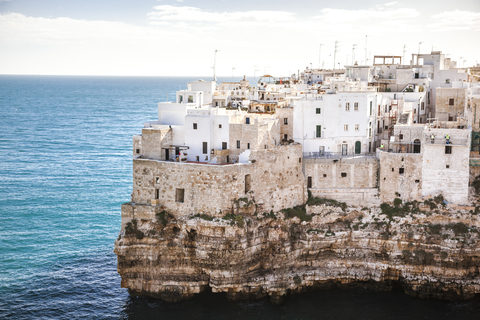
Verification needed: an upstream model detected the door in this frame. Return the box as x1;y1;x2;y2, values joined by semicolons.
355;141;361;154
414;139;421;153
165;149;169;160
342;144;348;155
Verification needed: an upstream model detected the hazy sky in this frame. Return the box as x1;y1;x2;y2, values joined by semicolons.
1;0;479;76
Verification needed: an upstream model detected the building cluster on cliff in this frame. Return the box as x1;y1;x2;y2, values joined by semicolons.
125;50;480;224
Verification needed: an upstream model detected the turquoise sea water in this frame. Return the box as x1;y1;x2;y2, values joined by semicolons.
1;75;479;319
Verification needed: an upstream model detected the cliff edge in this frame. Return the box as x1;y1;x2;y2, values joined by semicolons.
114;197;480;303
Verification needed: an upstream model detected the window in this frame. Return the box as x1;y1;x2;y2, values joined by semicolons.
344;124;348;131
354;102;359;111
219;124;222;128
415;180;420;183
136;149;140;154
284;118;288;125
203;142;207;154
449;98;454;106
247;143;250;149
215;101;218;107
446;165;450;169
392;168;394;172
284;134;288;140
222;142;227;150
446;79;450;84
399;134;403;140
307;176;312;188
237;140;240;149
299;158;302;163
345;103;350;111
193;123;197;130
370;101;373;115
188;95;193;103
421;102;424;110
369;128;372;138
323;174;327;177
246;117;250;124
399;168;404;174
179;95;183;103
355;124;359;131
245;174;251;193
341;172;347;177
196;156;199;161
445;146;452;154
155;189;159;200
316;108;321;114
316;125;321;138
175;188;184;203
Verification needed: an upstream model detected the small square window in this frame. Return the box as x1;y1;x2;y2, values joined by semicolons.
341;172;347;177
354;102;358;111
284;118;288;125
193;123;197;130
399;168;404;174
399;134;403;140
323;174;327;178
449;98;454;106
219;124;222;128
445;146;452;154
355;124;359;131
136;149;140;154
155;177;160;184
446;165;450;169
415;180;420;183
345;103;350;111
175;188;185;203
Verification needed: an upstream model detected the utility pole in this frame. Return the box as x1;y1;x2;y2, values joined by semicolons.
352;44;357;65
213;49;220;81
319;43;325;69
418;42;423;65
253;65;260;86
333;40;340;85
365;35;368;65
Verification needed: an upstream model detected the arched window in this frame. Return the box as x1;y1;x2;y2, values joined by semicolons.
414;139;421;153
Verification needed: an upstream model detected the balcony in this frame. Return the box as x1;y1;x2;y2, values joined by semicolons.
303;152;377;160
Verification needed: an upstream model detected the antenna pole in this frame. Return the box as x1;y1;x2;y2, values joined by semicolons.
319;43;325;69
213;49;220;81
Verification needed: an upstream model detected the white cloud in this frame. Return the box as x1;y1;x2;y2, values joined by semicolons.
384;1;398;6
428;10;480;31
148;5;296;25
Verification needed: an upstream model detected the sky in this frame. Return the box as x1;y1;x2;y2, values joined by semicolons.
1;0;479;77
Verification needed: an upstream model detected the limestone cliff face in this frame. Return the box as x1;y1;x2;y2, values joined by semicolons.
114;202;480;303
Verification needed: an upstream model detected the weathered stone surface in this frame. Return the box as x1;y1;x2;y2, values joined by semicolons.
114;204;480;303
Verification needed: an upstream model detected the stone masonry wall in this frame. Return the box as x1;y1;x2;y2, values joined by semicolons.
131;144;305;219
379;151;423;203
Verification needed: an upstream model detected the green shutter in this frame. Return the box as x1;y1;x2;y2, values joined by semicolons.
316;125;321;138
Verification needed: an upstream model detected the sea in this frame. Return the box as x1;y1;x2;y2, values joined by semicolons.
1;75;479;319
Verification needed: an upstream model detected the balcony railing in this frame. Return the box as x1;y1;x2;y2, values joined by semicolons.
303;152;378;160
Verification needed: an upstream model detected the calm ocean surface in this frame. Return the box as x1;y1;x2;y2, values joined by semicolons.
1;75;479;319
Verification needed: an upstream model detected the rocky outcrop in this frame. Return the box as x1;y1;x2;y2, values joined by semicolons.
114;201;480;303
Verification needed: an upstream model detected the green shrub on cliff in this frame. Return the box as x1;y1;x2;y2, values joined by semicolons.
306;197;347;212
447;222;469;235
156;210;169;224
192;213;214;221
293;275;302;285
282;205;312;222
222;213;244;227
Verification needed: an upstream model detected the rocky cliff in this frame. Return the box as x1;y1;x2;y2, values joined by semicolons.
114;198;480;303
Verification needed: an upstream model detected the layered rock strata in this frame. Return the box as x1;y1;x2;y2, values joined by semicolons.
114;202;480;303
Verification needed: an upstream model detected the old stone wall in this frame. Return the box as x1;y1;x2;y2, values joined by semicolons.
422;128;470;204
133;135;141;158
131;144;305;219
141;127;172;161
379;151;423;202
435;88;467;121
304;157;378;189
276;107;293;141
